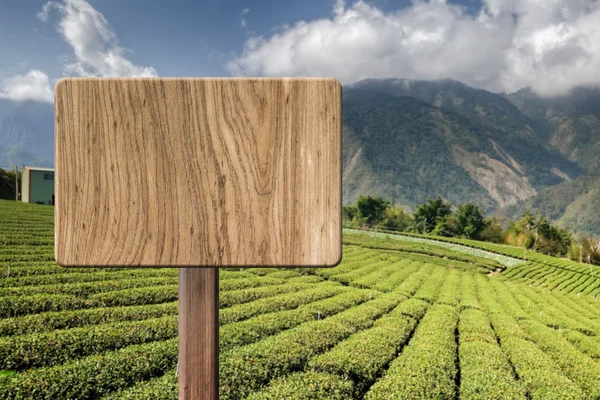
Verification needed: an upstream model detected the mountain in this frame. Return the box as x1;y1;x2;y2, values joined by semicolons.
499;172;600;235
1;79;598;233
0;100;54;169
505;86;600;173
496;86;600;234
342;78;582;210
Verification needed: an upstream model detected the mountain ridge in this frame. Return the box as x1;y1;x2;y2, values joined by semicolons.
0;79;598;233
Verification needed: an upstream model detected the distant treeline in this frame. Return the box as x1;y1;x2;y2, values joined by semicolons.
0;167;20;201
343;195;600;266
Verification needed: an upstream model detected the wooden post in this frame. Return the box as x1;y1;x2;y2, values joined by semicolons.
178;268;219;400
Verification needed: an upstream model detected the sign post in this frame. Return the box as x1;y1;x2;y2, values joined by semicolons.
54;77;342;399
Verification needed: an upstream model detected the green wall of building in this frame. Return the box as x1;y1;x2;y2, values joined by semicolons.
22;169;54;205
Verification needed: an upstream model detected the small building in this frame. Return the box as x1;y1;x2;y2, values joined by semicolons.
21;167;55;205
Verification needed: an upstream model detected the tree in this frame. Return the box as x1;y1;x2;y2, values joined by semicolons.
579;234;600;266
432;215;458;237
356;195;390;226
454;202;488;239
532;216;572;256
382;205;412;231
480;216;505;243
505;211;536;248
342;205;358;222
412;197;452;234
0;167;21;201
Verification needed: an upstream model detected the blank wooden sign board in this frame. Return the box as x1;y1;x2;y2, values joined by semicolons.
54;78;342;399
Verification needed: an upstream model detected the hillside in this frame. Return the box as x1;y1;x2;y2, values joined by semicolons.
500;172;600;234
0;100;54;169
1;79;598;232
342;79;582;209
506;86;600;173
498;87;600;233
1;200;599;399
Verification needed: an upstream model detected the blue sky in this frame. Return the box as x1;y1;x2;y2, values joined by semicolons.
0;0;427;78
1;0;599;102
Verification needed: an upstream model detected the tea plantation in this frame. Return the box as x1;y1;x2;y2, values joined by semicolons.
0;200;599;399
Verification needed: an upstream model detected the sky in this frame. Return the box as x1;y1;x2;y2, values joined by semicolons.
0;0;599;104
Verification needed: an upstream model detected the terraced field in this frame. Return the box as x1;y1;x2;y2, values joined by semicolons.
1;199;599;399
351;227;600;297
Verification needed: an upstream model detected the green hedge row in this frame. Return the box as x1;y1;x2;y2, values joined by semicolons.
0;266;250;285
436;269;461;307
2;276;177;298
0;294;86;318
382;297;429;320
393;263;434;297
86;285;180;308
103;369;355;400
0;262;107;279
478;278;586;399
458;308;526;400
285;275;325;284
0;245;54;257
364;304;459;400
220;283;347;325
519;318;600;398
0;268;177;288
0;301;178;337
0;283;325;336
370;261;421;293
402;230;600;278
553;272;586;293
547;291;600;320
329;260;394;286
459;272;481;311
500;336;585;400
246;371;354;400
0;253;54;262
0;316;178;371
0;339;177;400
102;370;177;400
308;251;385;279
0;245;52;254
309;298;427;395
220;289;377;351
561;274;592;294
343;231;502;271
219;292;406;400
558;329;600;360
263;270;303;279
501;262;538;280
1;287;353;368
412;265;448;303
86;276;298;309
491;279;598;336
219;276;284;292
349;258;408;289
219;282;314;308
516;285;600;335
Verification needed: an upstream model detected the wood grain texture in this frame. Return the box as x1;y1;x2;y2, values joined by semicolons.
54;78;342;267
178;268;218;400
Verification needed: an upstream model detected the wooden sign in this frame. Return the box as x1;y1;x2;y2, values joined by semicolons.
54;77;342;399
55;77;341;267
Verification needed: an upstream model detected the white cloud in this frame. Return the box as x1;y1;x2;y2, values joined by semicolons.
39;0;157;78
0;0;157;104
241;8;250;29
0;70;54;103
228;0;600;97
